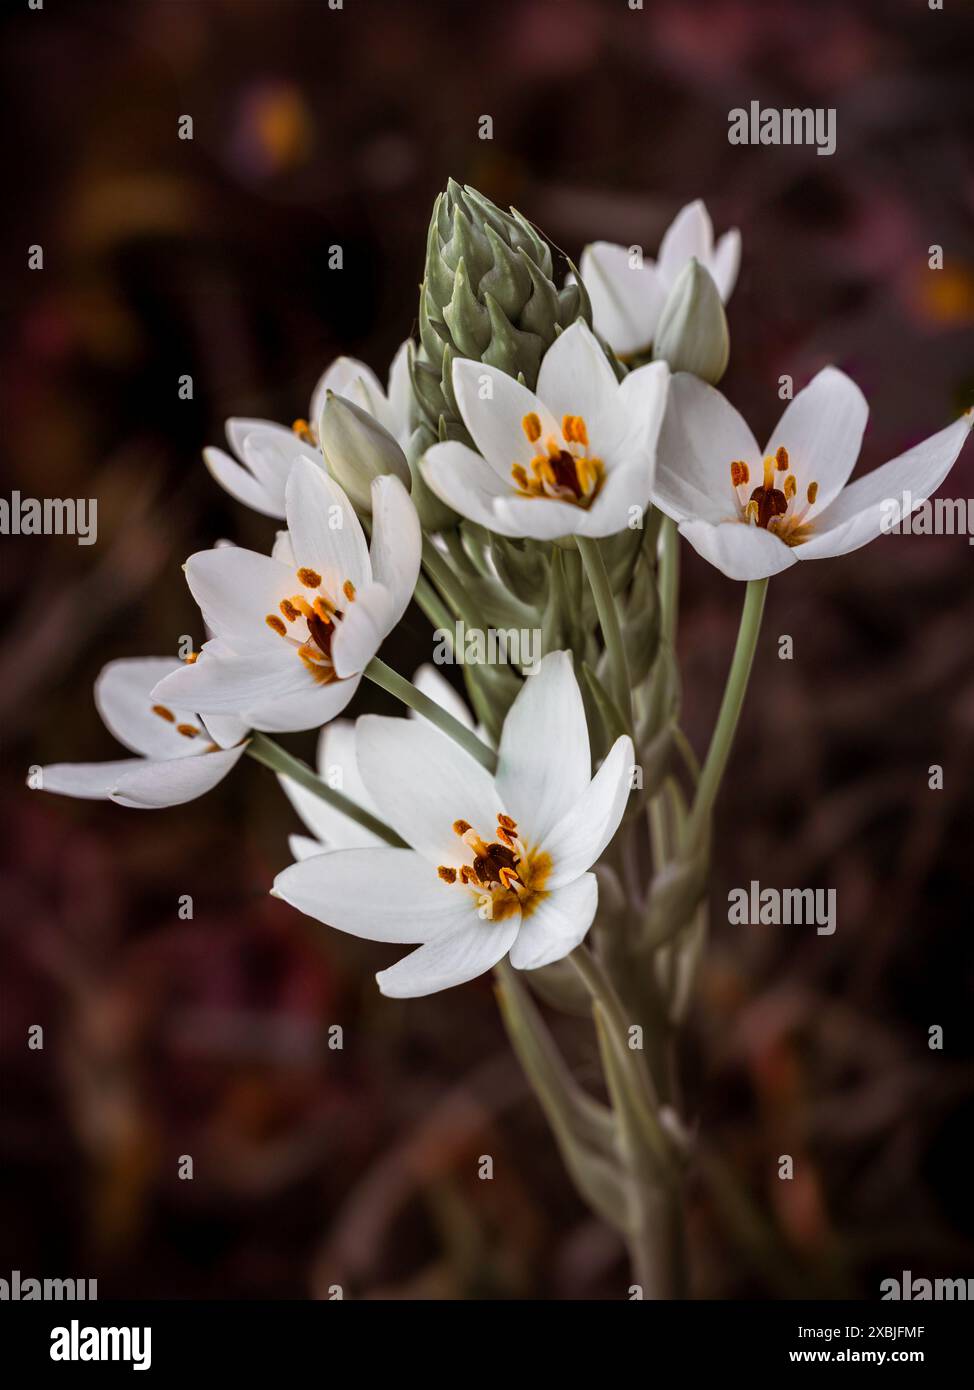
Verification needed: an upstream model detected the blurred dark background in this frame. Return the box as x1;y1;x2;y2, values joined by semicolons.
2;0;973;1299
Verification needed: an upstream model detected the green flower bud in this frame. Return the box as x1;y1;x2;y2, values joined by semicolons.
652;258;729;385
318;392;411;514
414;179;593;442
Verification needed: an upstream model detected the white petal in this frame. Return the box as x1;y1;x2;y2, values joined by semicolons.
356;713;503;865
367;473;421;626
244;673;360;733
509;874;598;970
579;242;664;356
330;582;395;678
152;647;302;716
575;455;654;537
769;367;868;513
653;372;760;525
317;719;375;808
544;735;634;888
376;916;519;998
273;847;470;942
452;359;558;479
497;651;590;843
309;356;388;435
678;518;798;580
278;777;381;851
228;419;309;508
615;359;670;454
421;442;519;532
491;492;596;540
184;546;298;653
272;530;295;565
657;200;713;289
110;744;246;808
285;456;371;598
95;657;195;759
385;340;414;439
535;320;619;430
710;228;741;302
289;834;326;861
37;758;146;800
411;665;475;730
203;446;283;519
201;712;249;749
796;413;974;560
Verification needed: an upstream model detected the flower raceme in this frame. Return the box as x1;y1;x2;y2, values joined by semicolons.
36;658;248;809
580;199;741;359
420;320;669;540
203;342;413;519
654;368;974;581
272;652;634;997
151;460;421;733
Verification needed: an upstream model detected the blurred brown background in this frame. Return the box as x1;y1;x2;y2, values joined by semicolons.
2;0;973;1299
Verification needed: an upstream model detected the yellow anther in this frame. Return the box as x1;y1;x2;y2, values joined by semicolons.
775;446;789;471
342;579;356;602
437;866;457;884
297;567;321;588
280;599;300;623
313;597;333;622
453;819;471;837
292;418;315;444
522;412;542;443
511;464;528;489
784;474;797;500
152;705;175;722
266;614;287;636
183;652;198;665
730;460;750;488
807;481;819;505
745;499;760;524
176;723;200;739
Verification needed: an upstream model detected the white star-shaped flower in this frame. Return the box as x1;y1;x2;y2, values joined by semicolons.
273;652;634;997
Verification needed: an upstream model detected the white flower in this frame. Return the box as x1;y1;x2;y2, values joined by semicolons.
420;321;669;540
35;658;248;809
279;665;473;861
581;200;741;358
151;460;421;732
654;369;974;581
204;342;413;519
272;652;634;998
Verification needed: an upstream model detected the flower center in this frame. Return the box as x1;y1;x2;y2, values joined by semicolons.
437;814;550;922
730;447;820;547
511;412;604;508
264;569;357;684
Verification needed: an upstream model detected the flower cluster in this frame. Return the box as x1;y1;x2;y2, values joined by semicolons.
39;182;972;1005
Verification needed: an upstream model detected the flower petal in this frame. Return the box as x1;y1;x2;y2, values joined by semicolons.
653;372;760;525
289;834;326;861
385;339;414;439
201;713;249;749
151;646;301;716
273;846;470;942
37;758;146;800
543;734;634;888
421;441;519;532
769;367;868;513
184;546;298;653
411;664;475;730
491;492;598;540
535;320;619;430
497;651;590;843
678;518;798;580
95;657;196;759
579;242;664;356
711;228;741;302
309;356;388;436
796;413;974;560
203;446;283;519
331;581;395;678
226;419;308;508
367;473;421;626
451;359;558;479
244;673;360;733
356;713;503;865
376;916;519;997
285;456;371;598
111;744;246;808
657;200;713;288
509;873;598;970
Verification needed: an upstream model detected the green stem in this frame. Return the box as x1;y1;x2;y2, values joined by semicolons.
364;656;497;773
576;536;633;733
246;733;404;847
421;536;479;628
684;577;768;849
658;515;680;649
